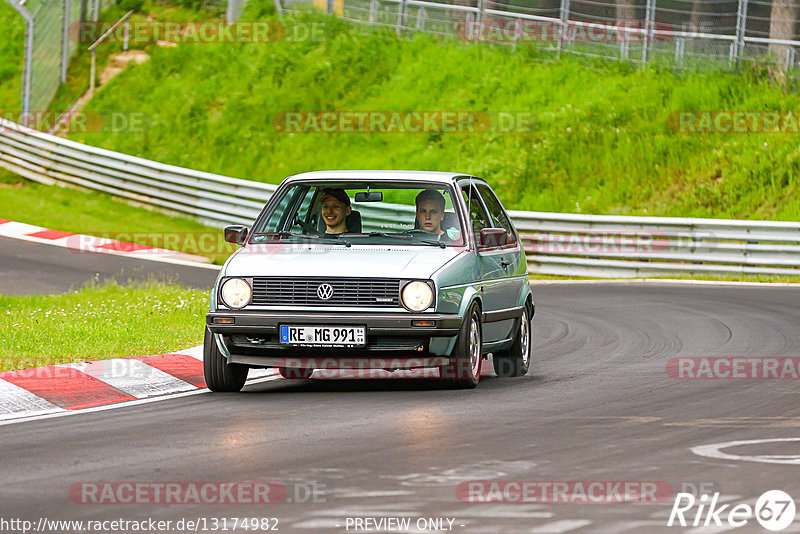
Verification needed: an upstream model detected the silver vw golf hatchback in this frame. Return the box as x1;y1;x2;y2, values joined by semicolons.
205;171;533;391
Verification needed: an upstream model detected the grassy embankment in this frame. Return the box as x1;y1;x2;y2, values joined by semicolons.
0;279;208;372
63;0;800;221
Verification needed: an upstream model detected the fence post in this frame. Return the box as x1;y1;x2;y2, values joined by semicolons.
733;0;748;65
785;46;796;69
642;0;656;66
396;0;406;35
89;49;96;95
61;0;70;84
326;0;334;14
123;17;130;51
675;36;684;65
369;0;377;24
416;6;426;30
6;1;33;126
557;0;570;58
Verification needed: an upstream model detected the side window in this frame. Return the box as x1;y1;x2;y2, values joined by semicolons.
477;184;517;245
461;184;491;239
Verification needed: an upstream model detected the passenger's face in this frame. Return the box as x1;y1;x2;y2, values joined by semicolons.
416;199;444;233
322;197;350;230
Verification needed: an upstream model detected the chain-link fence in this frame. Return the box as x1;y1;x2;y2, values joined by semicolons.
5;0;92;122
291;0;800;70
4;0;251;124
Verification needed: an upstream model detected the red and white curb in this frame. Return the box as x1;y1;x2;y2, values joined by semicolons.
0;346;278;424
0;347;496;424
0;218;217;268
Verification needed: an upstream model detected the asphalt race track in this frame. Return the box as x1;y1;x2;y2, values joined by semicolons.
0;236;219;294
2;260;800;532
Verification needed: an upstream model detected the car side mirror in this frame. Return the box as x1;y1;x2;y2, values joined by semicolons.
479;228;508;248
224;225;249;245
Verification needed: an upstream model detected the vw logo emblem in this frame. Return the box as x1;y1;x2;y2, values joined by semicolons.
316;283;334;300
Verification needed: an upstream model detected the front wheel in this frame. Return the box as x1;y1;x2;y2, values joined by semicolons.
203;328;248;392
440;302;482;389
493;305;531;377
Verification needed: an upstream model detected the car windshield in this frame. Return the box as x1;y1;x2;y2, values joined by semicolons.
250;181;465;247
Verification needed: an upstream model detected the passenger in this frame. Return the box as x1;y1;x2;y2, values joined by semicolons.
320;188;351;235
415;189;446;236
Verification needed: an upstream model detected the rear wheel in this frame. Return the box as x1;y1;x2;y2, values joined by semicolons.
203;328;248;392
440;302;482;389
493;305;531;377
277;367;314;379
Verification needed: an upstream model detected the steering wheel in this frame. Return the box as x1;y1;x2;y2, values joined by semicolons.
293;213;321;235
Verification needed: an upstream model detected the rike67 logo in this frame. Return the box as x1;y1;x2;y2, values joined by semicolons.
668;490;796;531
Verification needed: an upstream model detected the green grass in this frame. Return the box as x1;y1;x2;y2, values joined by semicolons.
0;169;236;264
54;0;800;221
0;279;208;372
0;0;25;110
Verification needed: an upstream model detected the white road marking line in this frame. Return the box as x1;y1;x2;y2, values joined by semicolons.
529;520;592;533
0;379;62;420
0;374;283;427
0;231;220;270
692;438;800;465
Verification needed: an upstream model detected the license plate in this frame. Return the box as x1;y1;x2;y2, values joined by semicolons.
279;325;366;347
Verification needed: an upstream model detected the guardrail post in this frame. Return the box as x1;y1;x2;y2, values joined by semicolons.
675;36;684;65
396;0;407;35
557;0;570;58
369;0;377;24
733;0;748;65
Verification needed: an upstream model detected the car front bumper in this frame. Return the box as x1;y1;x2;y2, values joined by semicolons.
206;310;463;369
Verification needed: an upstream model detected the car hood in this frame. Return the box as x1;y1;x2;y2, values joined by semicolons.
224;244;464;279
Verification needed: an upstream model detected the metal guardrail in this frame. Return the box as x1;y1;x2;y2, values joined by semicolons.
0;117;275;228
2;116;800;278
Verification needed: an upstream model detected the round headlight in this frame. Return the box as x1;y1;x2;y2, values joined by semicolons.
221;278;252;309
401;281;434;312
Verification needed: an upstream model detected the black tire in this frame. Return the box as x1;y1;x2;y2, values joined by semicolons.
203;328;248;392
440;302;483;389
277;367;314;379
493;304;531;378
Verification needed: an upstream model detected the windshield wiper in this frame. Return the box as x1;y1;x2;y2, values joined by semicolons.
367;232;413;239
411;238;446;249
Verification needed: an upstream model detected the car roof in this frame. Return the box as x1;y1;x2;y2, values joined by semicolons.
285;170;477;184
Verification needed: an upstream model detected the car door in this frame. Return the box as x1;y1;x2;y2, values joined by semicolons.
476;183;526;325
460;181;508;345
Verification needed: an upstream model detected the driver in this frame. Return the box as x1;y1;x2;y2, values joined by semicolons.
320;188;351;235
415;189;446;236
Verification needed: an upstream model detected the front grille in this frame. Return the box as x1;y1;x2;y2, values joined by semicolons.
251;277;400;307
